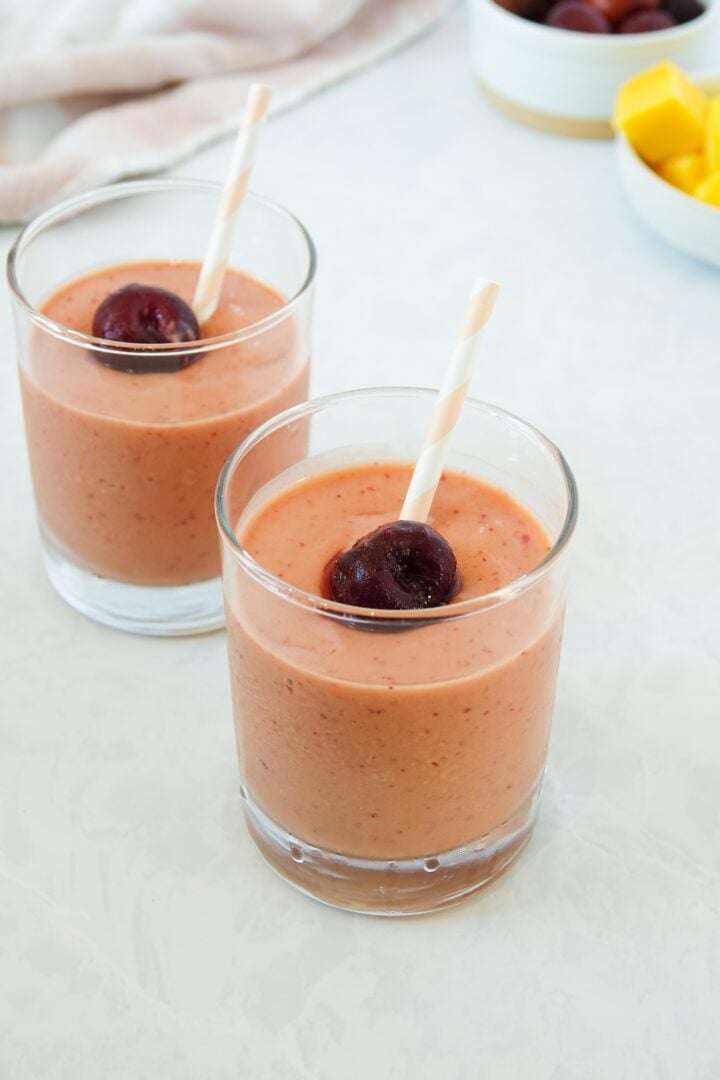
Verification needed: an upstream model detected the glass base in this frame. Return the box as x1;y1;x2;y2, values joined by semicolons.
242;785;540;916
42;535;224;636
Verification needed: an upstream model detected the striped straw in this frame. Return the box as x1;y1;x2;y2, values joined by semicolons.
400;278;500;523
192;83;273;325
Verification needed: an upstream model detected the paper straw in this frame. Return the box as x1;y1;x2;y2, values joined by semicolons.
400;278;500;523
192;83;272;325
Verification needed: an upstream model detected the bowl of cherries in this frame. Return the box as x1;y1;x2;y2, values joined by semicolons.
469;0;716;137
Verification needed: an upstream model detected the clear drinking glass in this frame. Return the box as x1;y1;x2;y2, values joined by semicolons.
7;179;315;635
217;388;578;915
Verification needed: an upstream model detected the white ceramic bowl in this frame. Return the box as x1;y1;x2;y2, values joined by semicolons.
616;74;720;266
469;0;718;137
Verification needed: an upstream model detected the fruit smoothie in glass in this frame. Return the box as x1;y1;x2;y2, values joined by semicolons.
217;389;577;915
8;180;315;634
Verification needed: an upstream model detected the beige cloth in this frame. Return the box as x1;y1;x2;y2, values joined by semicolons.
0;0;452;223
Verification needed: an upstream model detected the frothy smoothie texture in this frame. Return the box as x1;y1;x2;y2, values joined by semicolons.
227;461;565;867
20;261;309;586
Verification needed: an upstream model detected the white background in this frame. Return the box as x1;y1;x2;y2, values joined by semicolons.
1;8;719;1078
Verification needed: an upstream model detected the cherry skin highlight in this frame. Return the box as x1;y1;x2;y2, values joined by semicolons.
92;283;201;373
324;520;460;611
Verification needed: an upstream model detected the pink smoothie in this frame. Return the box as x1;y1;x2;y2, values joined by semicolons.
227;462;564;861
20;261;309;586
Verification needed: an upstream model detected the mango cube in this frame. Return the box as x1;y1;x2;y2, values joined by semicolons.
706;97;720;173
696;173;720;207
613;62;708;165
657;151;707;195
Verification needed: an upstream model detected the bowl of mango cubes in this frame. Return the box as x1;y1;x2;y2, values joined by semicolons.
615;62;720;265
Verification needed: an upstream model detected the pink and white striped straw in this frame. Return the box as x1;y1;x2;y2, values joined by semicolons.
400;278;500;523
192;83;273;325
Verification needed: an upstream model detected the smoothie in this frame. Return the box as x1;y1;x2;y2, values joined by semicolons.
226;462;564;863
19;261;309;586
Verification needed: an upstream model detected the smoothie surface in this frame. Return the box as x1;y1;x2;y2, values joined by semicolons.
240;462;551;604
34;260;289;423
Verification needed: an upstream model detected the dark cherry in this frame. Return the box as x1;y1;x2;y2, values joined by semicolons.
544;0;612;30
324;520;460;612
618;6;676;25
662;0;704;22
91;283;201;373
495;0;554;19
588;0;657;22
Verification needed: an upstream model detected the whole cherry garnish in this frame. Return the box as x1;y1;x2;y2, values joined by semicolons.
324;520;460;612
92;283;201;373
544;0;612;30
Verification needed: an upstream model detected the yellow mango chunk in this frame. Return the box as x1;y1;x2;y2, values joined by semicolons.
706;97;720;173
657;151;708;195
696;173;720;207
614;62;707;165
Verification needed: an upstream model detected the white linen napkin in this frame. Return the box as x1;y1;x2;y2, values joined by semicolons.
0;0;453;222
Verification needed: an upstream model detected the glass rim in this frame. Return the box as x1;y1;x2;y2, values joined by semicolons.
215;386;579;624
5;178;317;358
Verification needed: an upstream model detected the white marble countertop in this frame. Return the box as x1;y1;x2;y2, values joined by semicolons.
1;8;719;1078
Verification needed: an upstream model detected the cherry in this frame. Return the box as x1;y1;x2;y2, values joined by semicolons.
324;520;460;612
587;0;657;23
618;7;675;26
91;283;201;373
661;0;704;22
495;0;554;18
544;0;612;30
